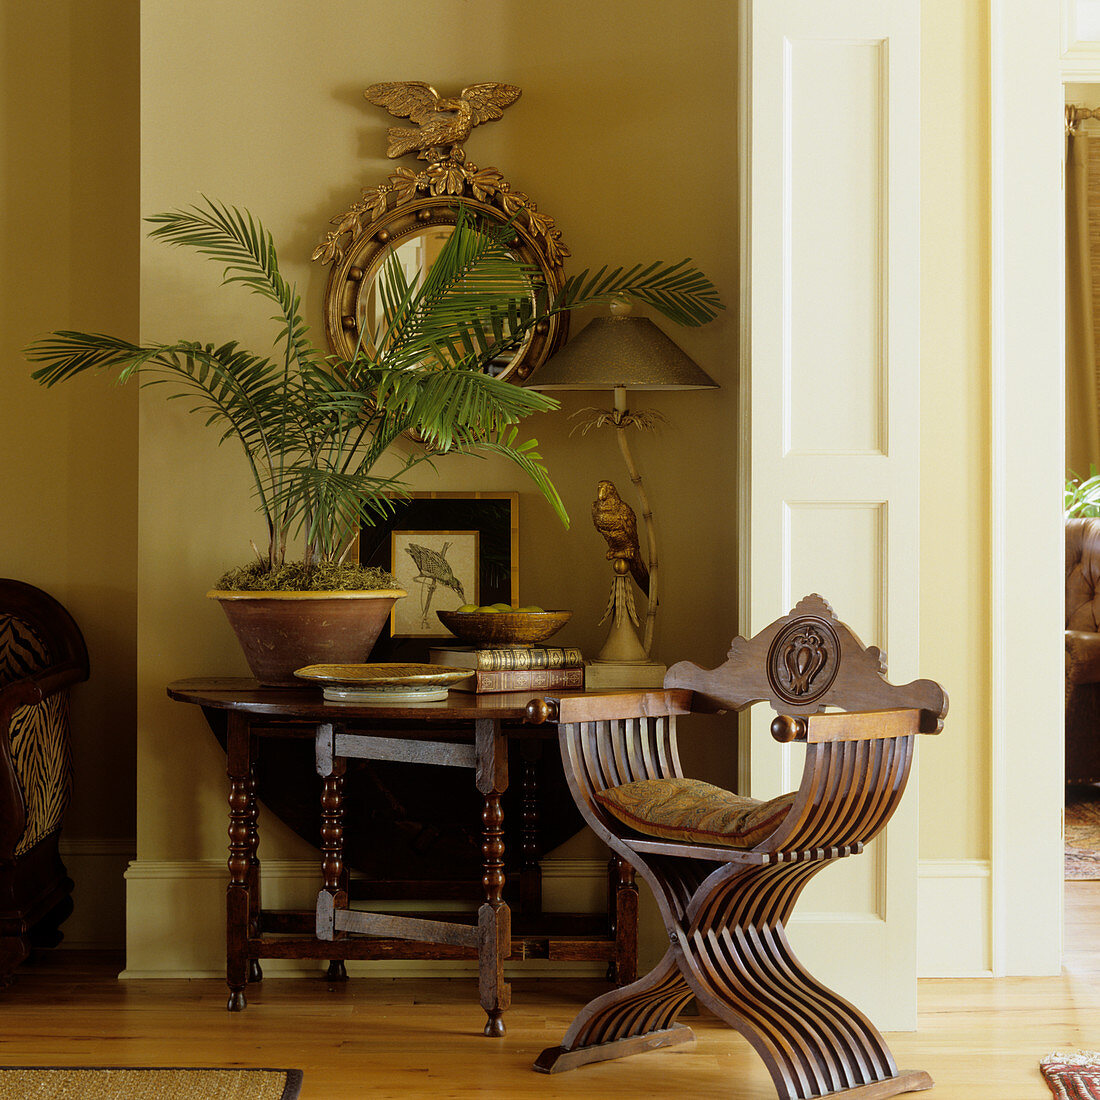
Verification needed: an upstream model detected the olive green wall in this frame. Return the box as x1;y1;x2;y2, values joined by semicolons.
0;0;139;946
0;0;1003;974
127;0;741;972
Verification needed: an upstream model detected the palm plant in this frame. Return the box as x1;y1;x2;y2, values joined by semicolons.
25;200;721;587
1067;469;1100;518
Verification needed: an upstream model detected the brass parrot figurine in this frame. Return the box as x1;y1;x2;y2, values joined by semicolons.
364;81;522;161
591;480;649;594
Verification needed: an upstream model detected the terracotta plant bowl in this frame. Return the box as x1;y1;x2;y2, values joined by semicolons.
436;609;572;648
209;588;406;687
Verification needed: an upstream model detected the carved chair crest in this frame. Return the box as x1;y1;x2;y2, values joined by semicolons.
667;593;947;730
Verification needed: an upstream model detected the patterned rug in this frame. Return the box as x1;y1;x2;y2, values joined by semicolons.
0;1067;303;1099
1042;1051;1100;1098
1066;788;1100;879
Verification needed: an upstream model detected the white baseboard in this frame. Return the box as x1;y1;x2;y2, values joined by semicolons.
122;856;611;979
58;837;134;950
64;846;997;980
917;859;993;977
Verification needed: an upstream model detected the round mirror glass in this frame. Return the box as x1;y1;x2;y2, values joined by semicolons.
321;197;567;385
357;225;534;378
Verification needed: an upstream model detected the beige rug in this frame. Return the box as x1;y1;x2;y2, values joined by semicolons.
1067;788;1100;879
0;1068;303;1100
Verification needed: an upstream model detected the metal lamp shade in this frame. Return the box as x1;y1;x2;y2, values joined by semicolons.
524;315;718;391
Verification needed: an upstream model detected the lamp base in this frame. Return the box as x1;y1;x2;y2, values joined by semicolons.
585;659;667;691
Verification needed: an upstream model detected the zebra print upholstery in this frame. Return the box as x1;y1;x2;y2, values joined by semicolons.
0;614;50;684
9;693;72;857
0;580;88;981
0;614;73;857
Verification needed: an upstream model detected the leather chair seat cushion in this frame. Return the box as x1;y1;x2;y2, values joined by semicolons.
593;778;796;849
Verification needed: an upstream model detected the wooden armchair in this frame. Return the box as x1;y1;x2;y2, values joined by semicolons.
530;594;947;1100
0;579;88;982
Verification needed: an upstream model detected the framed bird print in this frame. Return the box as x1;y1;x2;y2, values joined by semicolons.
389;530;479;638
360;491;519;655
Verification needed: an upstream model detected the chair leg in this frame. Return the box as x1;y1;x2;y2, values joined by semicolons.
669;860;932;1100
673;926;931;1099
0;930;29;986
537;857;933;1099
28;887;73;950
534;948;696;1073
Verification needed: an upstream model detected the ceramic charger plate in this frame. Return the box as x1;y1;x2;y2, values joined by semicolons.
293;663;470;703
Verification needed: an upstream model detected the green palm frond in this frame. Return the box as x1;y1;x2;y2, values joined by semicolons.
358;363;556;449
25;200;722;575
449;426;567;528
264;464;412;560
555;259;722;327
146;198;315;369
373;212;535;372
27;333;289;454
368;209;721;386
26;331;171;386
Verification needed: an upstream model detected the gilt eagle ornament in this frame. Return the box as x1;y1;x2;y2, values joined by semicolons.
364;81;522;161
591;480;650;594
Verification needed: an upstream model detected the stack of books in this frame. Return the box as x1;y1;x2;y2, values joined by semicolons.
429;644;585;693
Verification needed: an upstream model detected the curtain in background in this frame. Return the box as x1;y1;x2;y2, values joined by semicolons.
1067;123;1100;477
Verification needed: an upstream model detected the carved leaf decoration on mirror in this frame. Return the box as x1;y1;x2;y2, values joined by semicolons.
428;161;467;196
313;82;570;272
468;168;505;203
390;168;420;205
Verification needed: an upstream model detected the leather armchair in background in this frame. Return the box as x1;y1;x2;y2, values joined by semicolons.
1066;518;1100;784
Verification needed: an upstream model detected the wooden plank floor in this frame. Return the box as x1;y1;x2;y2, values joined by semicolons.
2;885;1099;1098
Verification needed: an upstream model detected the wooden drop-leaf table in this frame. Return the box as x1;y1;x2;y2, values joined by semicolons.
167;678;639;1036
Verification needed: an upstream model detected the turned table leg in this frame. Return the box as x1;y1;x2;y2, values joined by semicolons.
246;763;263;984
476;718;511;1037
316;722;348;984
519;740;542;915
326;859;350;984
225;711;254;1011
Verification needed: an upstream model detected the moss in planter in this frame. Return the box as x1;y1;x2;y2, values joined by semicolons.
214;561;400;592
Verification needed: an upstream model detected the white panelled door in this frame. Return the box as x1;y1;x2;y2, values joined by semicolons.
739;0;921;1028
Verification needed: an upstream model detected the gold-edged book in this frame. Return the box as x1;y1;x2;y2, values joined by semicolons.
449;664;585;694
429;645;584;672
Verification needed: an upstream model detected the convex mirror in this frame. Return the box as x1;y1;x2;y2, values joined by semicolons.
314;81;569;383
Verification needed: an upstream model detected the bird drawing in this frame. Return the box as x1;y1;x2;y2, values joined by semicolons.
364;81;522;161
591;480;649;594
405;541;467;627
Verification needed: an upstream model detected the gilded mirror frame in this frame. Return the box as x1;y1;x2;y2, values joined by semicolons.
313;82;570;383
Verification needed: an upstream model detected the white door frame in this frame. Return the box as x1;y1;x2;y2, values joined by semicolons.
989;0;1065;977
738;0;922;1025
739;0;1066;981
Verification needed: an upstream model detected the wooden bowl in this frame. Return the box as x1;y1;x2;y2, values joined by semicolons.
436;609;573;648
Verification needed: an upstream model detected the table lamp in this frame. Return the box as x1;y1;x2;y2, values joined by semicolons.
525;298;718;689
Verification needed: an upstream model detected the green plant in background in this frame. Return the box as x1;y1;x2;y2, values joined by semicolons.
25;200;721;589
1067;468;1100;518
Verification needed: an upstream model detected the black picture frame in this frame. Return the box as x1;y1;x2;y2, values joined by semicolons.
360;491;519;660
